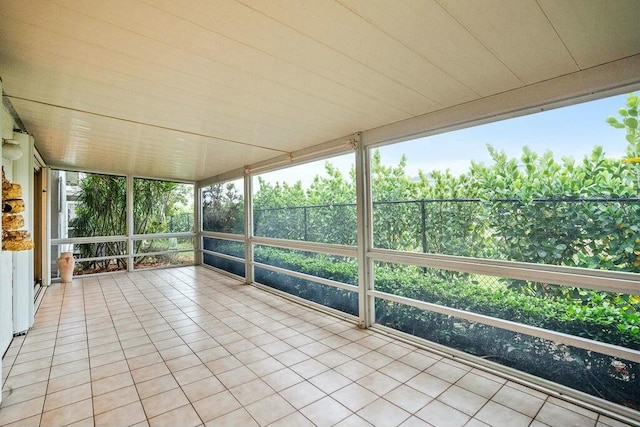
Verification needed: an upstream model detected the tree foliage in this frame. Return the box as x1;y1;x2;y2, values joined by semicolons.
70;176;191;269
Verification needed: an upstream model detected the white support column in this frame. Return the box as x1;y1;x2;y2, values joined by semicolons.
12;132;35;334
126;175;134;272
194;185;202;265
354;133;374;328
244;169;254;285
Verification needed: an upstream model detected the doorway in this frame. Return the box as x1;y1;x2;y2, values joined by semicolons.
33;164;47;303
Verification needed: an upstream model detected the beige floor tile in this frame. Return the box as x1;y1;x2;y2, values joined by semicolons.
52;349;89;366
193;390;242;422
13;347;55;365
158;344;193;361
89;342;121;358
172;364;213;387
149;330;179;344
358;398;410;427
455;372;502;399
3;367;50;390
187;338;219;353
535;401;597;427
230;378;275;406
165;353;201;372
19;339;56;354
356;371;401;396
195;346;230;363
121;336;153;350
309;369;352;394
332;383;377;412
153;337;184;351
148;403;202;427
127;352;164;371
426;361;468;384
217;366;258;389
182;376;225;402
0;413;42;427
135;374;180;400
399;351;439;370
437;385;487;417
491;385;544;418
384;384;432;414
2;268;632;427
65;415;95;427
245;394;296;426
261;340;296;357
93;384;140;415
92;371;134;396
47;369;91;394
89;349;125;368
0;380;48;408
0;396;45;425
300;396;352;427
54;340;88;356
94;401;147;427
475;401;533;427
270;412;317;427
290;359;330;379
235;347;270;365
405;372;449;398
43;382;92;412
40;397;93;427
50;358;90;379
141;387;189;418
131;362;171;383
279;381;326;409
124;343;158;359
314;350;352;369
56;332;88;347
91;360;130;381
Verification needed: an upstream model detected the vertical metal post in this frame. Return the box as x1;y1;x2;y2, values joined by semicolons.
354;133;374;328
244;169;254;285
126;175;134;272
194;184;203;265
303;206;308;241
421;199;427;253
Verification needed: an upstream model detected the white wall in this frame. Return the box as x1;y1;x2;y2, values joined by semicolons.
0;101;15;357
0;84;14;405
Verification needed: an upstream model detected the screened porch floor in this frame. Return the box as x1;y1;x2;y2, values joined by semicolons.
0;267;633;427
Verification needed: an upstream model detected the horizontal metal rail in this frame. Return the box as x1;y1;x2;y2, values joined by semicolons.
133;249;194;258
71;254;128;263
253;261;358;293
52;235;127;245
370;289;640;364
131;232;195;240
202;249;245;264
201;231;245;242
252;197;640;211
369;248;640;295
251;236;358;258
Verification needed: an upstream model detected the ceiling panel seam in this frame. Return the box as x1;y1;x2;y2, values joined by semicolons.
434;0;526;86
533;0;580;70
58;0;416;118
5;94;289;154
14;1;393;124
234;0;445;108
335;0;482;97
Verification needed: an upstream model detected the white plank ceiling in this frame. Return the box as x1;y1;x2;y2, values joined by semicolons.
0;0;639;181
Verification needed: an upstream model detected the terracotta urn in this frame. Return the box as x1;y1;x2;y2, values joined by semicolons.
56;252;75;282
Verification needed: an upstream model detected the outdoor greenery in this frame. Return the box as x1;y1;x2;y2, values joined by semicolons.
69;176;193;271
204;94;640;408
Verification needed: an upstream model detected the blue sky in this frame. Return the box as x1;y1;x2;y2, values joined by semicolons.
378;93;630;177
258;92;632;188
